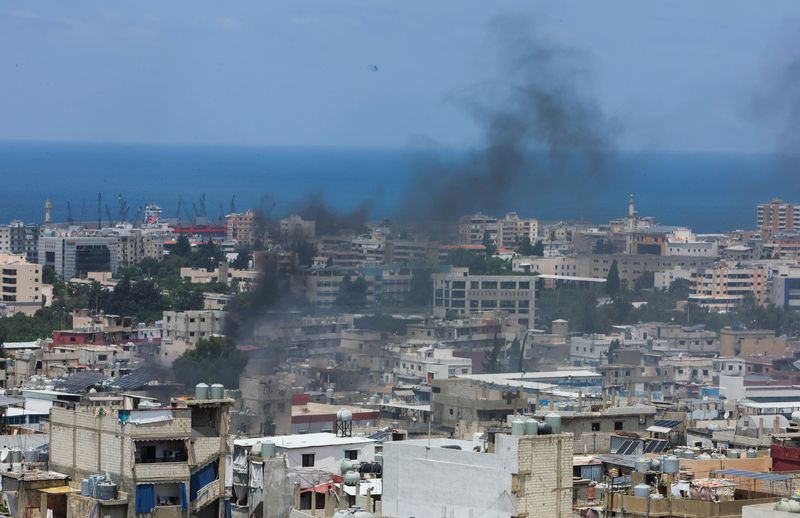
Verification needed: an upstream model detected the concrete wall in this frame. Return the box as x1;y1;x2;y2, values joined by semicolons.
515;433;573;518
382;435;519;518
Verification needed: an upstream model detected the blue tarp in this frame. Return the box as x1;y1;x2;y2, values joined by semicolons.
190;461;218;501
180;482;188;511
135;484;156;514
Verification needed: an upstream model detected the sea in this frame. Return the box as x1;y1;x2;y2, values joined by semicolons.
0;141;796;233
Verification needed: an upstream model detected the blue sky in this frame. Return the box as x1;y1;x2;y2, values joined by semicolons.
2;1;799;152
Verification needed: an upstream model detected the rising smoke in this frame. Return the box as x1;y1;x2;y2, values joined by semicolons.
399;16;616;226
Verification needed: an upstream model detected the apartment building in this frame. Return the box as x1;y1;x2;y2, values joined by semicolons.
38;235;118;279
757;198;800;236
0;253;44;316
432;267;536;327
0;220;39;263
233;374;294;436
279;214;315;241
114;232;165;267
180;262;261;292
291;265;413;307
689;261;770;311
387;345;472;384
224;210;263;245
162;310;226;345
383;432;573;518
49;394;233;518
459;212;538;248
582;254;715;287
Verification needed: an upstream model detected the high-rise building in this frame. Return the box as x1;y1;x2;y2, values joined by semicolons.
0;221;40;263
757;198;800;236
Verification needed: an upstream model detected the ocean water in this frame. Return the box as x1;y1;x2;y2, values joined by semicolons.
0;141;795;233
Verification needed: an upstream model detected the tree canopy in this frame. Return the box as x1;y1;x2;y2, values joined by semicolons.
172;336;248;388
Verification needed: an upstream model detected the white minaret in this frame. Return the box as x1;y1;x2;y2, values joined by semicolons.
44;198;52;225
628;193;635;218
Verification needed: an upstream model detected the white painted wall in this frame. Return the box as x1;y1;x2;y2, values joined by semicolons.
382;435;519;518
279;443;375;474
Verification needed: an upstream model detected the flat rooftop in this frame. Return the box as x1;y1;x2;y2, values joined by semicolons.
292;402;376;417
235;432;375;449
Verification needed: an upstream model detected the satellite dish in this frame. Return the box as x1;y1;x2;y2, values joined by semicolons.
724;411;730;419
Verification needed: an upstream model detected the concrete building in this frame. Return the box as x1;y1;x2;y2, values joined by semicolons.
432;267;537;327
653;265;695;289
758;198;800;236
689;260;771;310
38;235;118;279
582;254;715;288
162;310;226;345
0;252;45;316
279;214;315;242
0;220;40;263
49;394;233;518
234;374;294;436
291;265;412;308
459;212;538;248
180;263;261;292
719;328;790;358
225;210;263;246
771;266;800;308
234;432;375;475
382;432;573;518
388;345;472;384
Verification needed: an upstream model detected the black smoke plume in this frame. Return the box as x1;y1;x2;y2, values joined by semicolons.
399;16;616;226
292;192;371;235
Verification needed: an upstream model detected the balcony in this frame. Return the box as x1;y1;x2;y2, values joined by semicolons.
133;462;190;482
192;480;220;511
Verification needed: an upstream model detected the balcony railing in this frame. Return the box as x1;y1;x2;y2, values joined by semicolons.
192;480;220;511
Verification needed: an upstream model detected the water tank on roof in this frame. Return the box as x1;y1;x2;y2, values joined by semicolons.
650;458;660;472
81;479;89;497
538;422;553;435
333;512;354;518
511;420;525;437
95;480;118;500
210;383;224;400
524;419;538;436
8;449;22;463
661;456;679;474
634;458;650;473
545;413;562;434
261;441;275;458
727;449;741;459
195;383;209;400
344;471;360;486
633;484;651;498
747;448;758;458
353;511;374;518
337;409;353;423
340;459;359;475
682;450;695;460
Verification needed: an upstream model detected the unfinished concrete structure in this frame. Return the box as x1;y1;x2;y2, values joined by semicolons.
49;394;233;518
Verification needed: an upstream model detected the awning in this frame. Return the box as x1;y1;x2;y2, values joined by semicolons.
647;426;673;434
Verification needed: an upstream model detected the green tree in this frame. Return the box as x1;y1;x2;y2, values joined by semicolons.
230;248;250;270
172;235;192;257
531;240;545;257
606;260;620;296
482;232;497;256
172;336;248;388
516;238;534;256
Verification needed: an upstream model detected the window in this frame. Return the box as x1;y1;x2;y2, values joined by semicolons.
614;421;623;431
449;408;454;415
500;281;516;289
344;450;358;460
481;281;497;289
591;422;601;432
302;454;315;467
